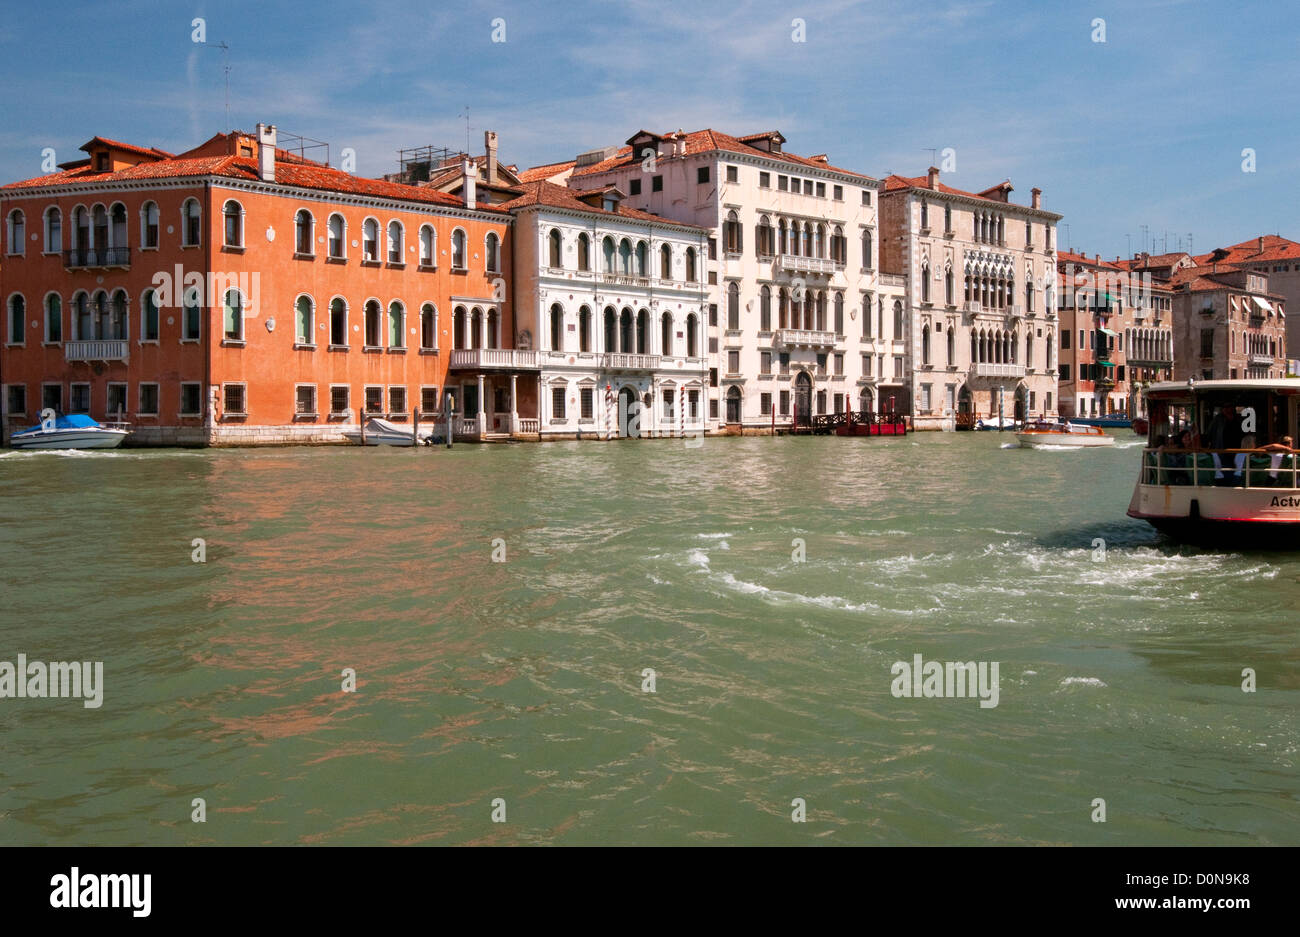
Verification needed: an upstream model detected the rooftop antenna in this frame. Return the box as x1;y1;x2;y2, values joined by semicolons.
460;106;473;157
922;147;938;168
1126;233;1132;257
1187;233;1193;256
1140;224;1149;254
202;40;232;132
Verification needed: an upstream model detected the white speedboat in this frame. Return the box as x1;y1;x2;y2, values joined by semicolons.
342;417;426;446
1015;419;1114;448
9;413;130;450
1128;378;1300;545
975;416;1018;431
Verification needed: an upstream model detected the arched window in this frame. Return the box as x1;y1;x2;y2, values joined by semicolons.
618;239;632;274
921;261;931;303
485;232;500;273
815;291;826;332
922;324;931;365
577;233;590;272
603;307;616;352
6;209;25;255
946;326;955;365
141;288;159;342
388;301;405;347
778;288;789;329
453;305;467;349
619;308;633;352
45;293;62;343
635;241;648;276
1025;330;1033;368
92;205;108;255
602;237;615;273
364;299;382;347
451;229;466;269
724;210;742;254
362;219;379;261
109;203;127;250
7;294;26;344
944;267;954;305
636;309;648;353
778;219;788;254
861;229;873;268
330;298;347;346
140;201;159;249
760;286;772;332
223;289;243;341
726;386;742;424
550;303;563;351
579;306;592;352
686;314;698;358
418;224;434;266
44;207;61;253
548;228;562;268
223;200;243;247
831;225;845;264
757;215;774;257
470;308;483;349
1025;281;1034;313
293;295;314;344
920;200;929;230
387;221;403;264
892;301;904;338
727;281;740;330
329;214;346;259
943;204;952;233
815;223;825;258
661;312;672;355
71;291;90;340
486;309;498;349
834;292;844;333
661;244;672;279
420;303;436;350
296;210;314;255
685;247;697;282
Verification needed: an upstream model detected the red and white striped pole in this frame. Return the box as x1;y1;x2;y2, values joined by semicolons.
678;387;684;438
605;383;613;440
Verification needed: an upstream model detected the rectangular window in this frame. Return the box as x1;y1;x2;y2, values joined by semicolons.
709;303;718;326
662;388;674;419
725;165;737;183
862;190;871;205
143;291;160;341
698;166;710;184
708;238;717;260
862;353;871;376
709;398;719;419
183;297;201;340
816;182;826;198
138;383;159;415
760;393;771;415
709;368;718;387
180;382;202;416
365;385;383;413
687;389;699;418
833;185;843;201
106;382;127;418
1200;328;1215;357
652;175;663;192
727;350;739;373
790;179;801;194
760;351;772;375
388;386;406;414
42;384;62;414
222;383;245;415
629;178;642;195
1079;329;1085;348
1059;364;1070;382
709;337;719;354
920;384;931;411
332;386;351;416
580;386;594;419
779;351;790;372
1060;330;1070;349
893;357;903;378
834;353;844;375
551;386;566;420
778;175;788;191
69;383;91;414
759;172;770;188
296;385;316;416
420;386;438;414
6;384;27;417
779;390;790;415
816;390;826;414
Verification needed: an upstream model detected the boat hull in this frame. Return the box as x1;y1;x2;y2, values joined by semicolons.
1128;482;1300;546
9;429;129;450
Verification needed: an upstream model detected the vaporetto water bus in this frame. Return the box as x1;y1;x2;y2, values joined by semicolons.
1128;379;1300;545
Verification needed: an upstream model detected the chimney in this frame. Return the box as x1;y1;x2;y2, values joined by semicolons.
1258;236;1265;255
257;123;277;182
927;166;939;190
1031;187;1042;210
484;130;499;185
462;159;478;208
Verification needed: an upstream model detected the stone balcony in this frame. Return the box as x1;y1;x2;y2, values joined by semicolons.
775;328;837;348
972;362;1026;379
775;253;840;276
448;349;540;370
65;340;128;362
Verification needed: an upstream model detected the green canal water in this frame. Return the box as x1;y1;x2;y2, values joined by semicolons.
0;432;1296;845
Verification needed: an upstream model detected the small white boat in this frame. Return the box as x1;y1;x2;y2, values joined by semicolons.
9;412;130;450
342;417;428;446
975;416;1019;431
1015;419;1114;448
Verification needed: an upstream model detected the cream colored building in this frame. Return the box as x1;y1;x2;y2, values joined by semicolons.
527;129;906;431
880;169;1062;429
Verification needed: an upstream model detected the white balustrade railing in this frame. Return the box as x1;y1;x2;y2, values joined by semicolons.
776;329;836;347
603;353;661;370
972;362;1026;378
776;253;838;275
65;340;129;361
517;418;539;434
449;349;539;369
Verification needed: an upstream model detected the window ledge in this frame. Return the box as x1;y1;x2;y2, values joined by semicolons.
180;338;201;344
293;343;316;351
327;344;349;352
451;266;468;274
326;256;347;265
360;259;381;267
221;413;248;420
178;412;201;419
221;245;246;254
138;339;160;346
387;261;406;269
293;413;318;421
419;348;440;355
41;341;62;347
386;347;407;354
362;346;383;353
418;264;437;272
180;244;201;250
139;246;159;252
328;413;350;421
221;339;245;347
294;252;315;261
136;413;160;419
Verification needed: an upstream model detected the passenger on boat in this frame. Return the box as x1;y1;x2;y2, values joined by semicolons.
1206;406;1243;480
1257;436;1296;482
1162;434;1192;485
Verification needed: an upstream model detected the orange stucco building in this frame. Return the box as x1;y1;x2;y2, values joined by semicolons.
1;125;513;444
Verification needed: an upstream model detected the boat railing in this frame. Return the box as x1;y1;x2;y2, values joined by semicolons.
1141;448;1299;489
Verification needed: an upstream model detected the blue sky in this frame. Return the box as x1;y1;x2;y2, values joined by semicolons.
2;0;1295;260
